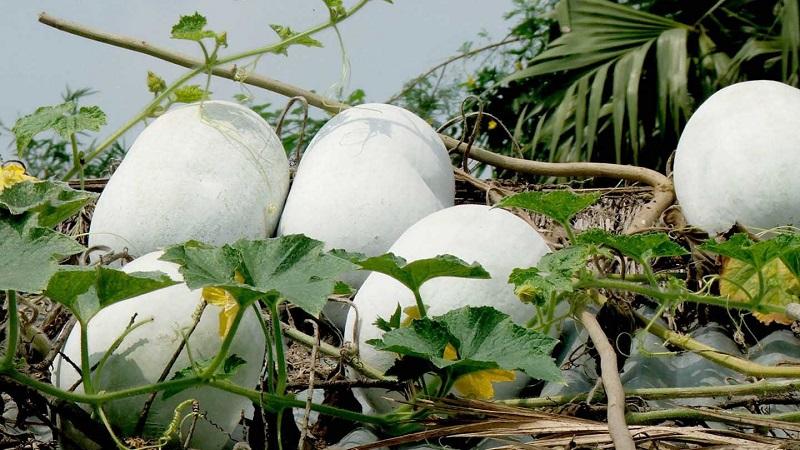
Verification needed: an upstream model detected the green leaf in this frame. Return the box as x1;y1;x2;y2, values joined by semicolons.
146;71;167;94
0;223;84;293
586;63;610;160
323;0;347;20
162;235;357;316
333;280;354;296
44;266;177;325
576;228;687;263
374;303;403;332
368;317;451;361
171;12;217;41
507;246;590;305
12;102;107;154
173;85;209;103
163;354;246;400
701;233;800;270
369;306;561;383
497;190;602;225
269;24;323;56
339;252;490;295
0;180;96;228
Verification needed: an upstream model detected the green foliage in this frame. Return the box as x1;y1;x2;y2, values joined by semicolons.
170;12;221;42
368;306;561;382
375;303;403;332
269;25;324;55
576;228;687;263
0;180;96;229
336;252;490;296
44;267;177;325
163;354;246;400
146;71;167;95
0;222;83;293
12;102;106;155
161;235;357;316
508;245;591;305
701;233;800;270
173;85;210;103
3;88;124;178
497;190;601;225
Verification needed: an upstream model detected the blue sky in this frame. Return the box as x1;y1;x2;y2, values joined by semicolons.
0;0;516;160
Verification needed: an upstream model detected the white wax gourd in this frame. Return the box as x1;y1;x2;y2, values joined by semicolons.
89;100;290;257
344;204;551;412
54;251;265;449
278;104;455;327
674;80;800;234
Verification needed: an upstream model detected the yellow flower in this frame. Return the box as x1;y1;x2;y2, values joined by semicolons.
465;75;476;88
487;120;498;131
401;307;517;399
401;305;422;327
0;164;35;192
202;271;245;338
443;343;516;400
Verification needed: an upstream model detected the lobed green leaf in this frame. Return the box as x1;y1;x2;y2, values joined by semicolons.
497;190;601;225
44;266;177;325
12;102;107;154
576;228;687;262
0;223;84;293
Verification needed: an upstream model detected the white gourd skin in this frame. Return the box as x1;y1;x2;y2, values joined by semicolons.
298;103;454;206
54;252;265;449
278;103;454;327
344;205;551;413
674;80;800;234
89;100;290;257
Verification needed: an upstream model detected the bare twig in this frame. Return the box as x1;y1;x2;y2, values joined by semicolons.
298;320;320;450
578;309;635;450
134;302;207;435
386;36;521;104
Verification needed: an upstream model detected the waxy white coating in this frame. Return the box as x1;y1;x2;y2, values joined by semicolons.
54;251;265;449
278;103;454;326
674;80;800;234
345;205;551;412
89;100;290;257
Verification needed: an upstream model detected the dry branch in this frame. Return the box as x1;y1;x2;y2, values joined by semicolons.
578;310;635;450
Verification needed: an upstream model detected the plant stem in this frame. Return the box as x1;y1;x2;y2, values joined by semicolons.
93;317;153;387
577;277;787;315
209;379;387;426
560;219;577;243
281;323;389;381
52;0;372;181
200;306;245;379
578;309;635;450
69;133;84;190
79;324;96;396
2;291;19;369
269;301;288;396
413;290;427;318
500;378;800;408
635;311;800;378
626;407;800;431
